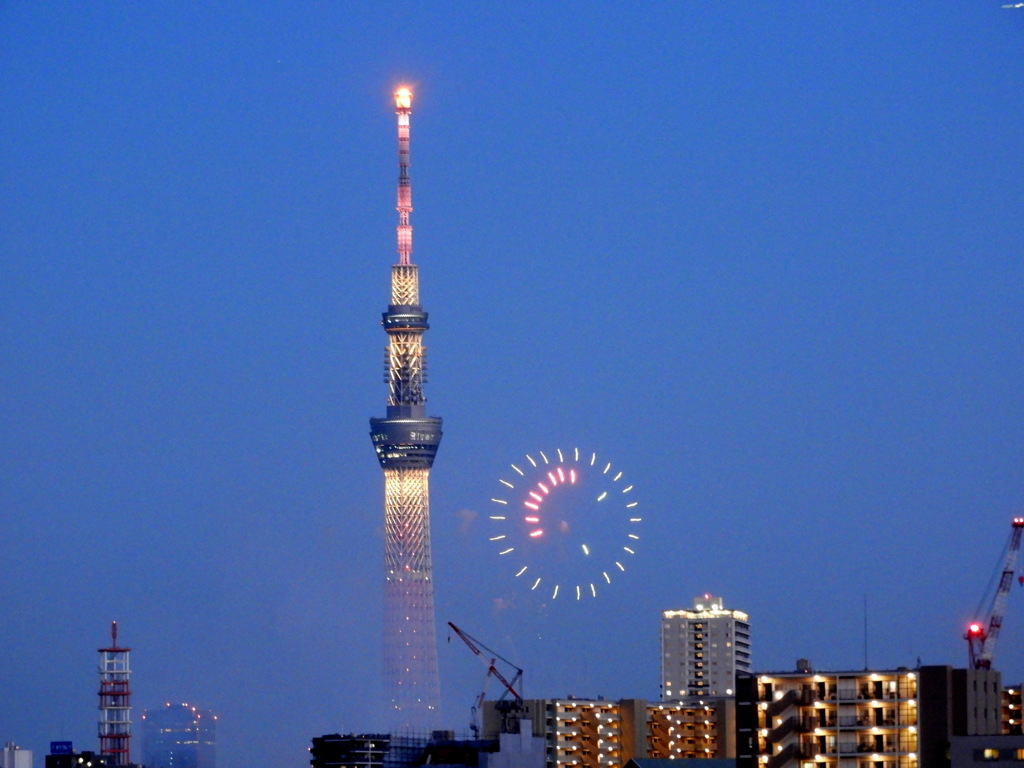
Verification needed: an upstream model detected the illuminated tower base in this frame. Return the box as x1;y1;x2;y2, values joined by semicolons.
381;466;441;727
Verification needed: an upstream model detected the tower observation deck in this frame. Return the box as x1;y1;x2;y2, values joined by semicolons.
369;86;443;730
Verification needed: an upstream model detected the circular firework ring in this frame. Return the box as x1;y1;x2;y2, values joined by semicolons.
489;447;641;600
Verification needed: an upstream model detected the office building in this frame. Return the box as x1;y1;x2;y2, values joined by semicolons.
141;703;215;768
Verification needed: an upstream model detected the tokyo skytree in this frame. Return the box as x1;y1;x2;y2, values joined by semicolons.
369;87;443;730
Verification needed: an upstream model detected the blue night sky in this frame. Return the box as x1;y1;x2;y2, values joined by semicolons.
2;3;1023;767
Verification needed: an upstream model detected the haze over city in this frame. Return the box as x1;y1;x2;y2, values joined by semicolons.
2;3;1023;768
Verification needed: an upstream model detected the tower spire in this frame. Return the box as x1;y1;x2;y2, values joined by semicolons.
395;87;413;266
369;86;443;730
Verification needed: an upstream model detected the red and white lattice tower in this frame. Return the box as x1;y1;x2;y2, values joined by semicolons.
369;87;443;730
98;621;132;766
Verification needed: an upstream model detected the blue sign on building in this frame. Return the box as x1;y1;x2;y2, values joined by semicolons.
50;742;73;755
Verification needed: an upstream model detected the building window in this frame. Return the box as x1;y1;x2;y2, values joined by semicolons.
983;749;1000;761
1015;749;1024;761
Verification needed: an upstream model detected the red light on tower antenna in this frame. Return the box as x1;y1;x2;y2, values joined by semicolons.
968;623;984;636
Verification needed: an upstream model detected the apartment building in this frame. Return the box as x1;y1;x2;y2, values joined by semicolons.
662;596;751;698
737;664;1002;768
482;696;735;768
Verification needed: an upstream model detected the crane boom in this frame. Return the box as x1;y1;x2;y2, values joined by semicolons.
966;517;1024;669
448;622;524;737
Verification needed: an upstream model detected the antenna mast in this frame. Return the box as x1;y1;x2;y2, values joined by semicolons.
98;621;132;766
396;87;413;265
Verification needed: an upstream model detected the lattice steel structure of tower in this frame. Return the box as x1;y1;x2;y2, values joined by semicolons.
98;621;132;766
369;87;443;730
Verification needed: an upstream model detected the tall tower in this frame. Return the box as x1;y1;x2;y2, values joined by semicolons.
98;621;132;766
369;86;443;730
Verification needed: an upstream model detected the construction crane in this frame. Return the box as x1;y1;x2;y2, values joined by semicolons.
447;622;524;738
965;517;1024;670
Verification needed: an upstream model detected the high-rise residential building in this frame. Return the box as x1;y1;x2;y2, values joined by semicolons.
368;87;443;730
141;703;216;768
2;742;32;768
661;595;751;698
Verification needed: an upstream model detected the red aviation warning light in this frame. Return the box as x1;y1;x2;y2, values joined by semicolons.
395;87;412;110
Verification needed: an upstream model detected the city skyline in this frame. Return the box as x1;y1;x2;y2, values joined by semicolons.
2;4;1023;768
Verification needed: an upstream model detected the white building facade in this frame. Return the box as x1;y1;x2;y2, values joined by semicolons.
1;743;32;768
661;595;752;698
